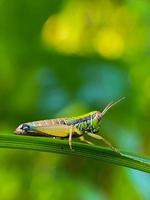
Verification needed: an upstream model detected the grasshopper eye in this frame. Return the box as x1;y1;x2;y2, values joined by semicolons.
21;124;30;131
95;111;102;121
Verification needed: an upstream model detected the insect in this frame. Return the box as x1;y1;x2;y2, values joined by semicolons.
15;97;125;152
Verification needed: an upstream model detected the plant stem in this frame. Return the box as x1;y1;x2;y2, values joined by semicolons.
0;134;150;173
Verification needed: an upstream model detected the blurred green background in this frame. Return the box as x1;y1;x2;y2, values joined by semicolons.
0;0;150;199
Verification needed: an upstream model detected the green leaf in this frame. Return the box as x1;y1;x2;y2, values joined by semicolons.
0;134;150;173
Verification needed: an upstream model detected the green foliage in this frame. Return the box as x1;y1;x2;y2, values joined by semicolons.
0;0;150;199
0;134;150;173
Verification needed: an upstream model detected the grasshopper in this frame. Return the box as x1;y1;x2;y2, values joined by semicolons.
15;97;125;152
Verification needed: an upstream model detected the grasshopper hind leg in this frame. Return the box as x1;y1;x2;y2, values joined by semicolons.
68;126;83;151
87;133;120;154
69;126;73;151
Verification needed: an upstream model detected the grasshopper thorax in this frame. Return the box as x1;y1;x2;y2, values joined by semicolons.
69;111;102;134
86;111;102;133
69;97;125;134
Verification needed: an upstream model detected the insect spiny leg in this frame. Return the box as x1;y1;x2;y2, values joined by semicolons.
79;136;93;145
87;133;121;154
69;126;73;151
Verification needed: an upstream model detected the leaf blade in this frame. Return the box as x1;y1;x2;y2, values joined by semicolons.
0;134;149;173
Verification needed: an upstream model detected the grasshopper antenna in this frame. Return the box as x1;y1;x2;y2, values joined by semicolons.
101;97;125;117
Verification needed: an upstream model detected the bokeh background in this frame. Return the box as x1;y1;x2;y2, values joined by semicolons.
0;0;150;199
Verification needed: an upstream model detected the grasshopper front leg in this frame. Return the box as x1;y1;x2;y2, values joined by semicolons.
87;133;120;154
79;136;93;145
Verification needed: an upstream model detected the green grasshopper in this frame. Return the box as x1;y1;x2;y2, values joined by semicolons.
15;97;124;152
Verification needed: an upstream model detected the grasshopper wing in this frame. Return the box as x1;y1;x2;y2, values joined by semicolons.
31;124;81;138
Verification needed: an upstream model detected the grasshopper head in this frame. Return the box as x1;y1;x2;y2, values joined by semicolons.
15;123;30;134
91;97;125;133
